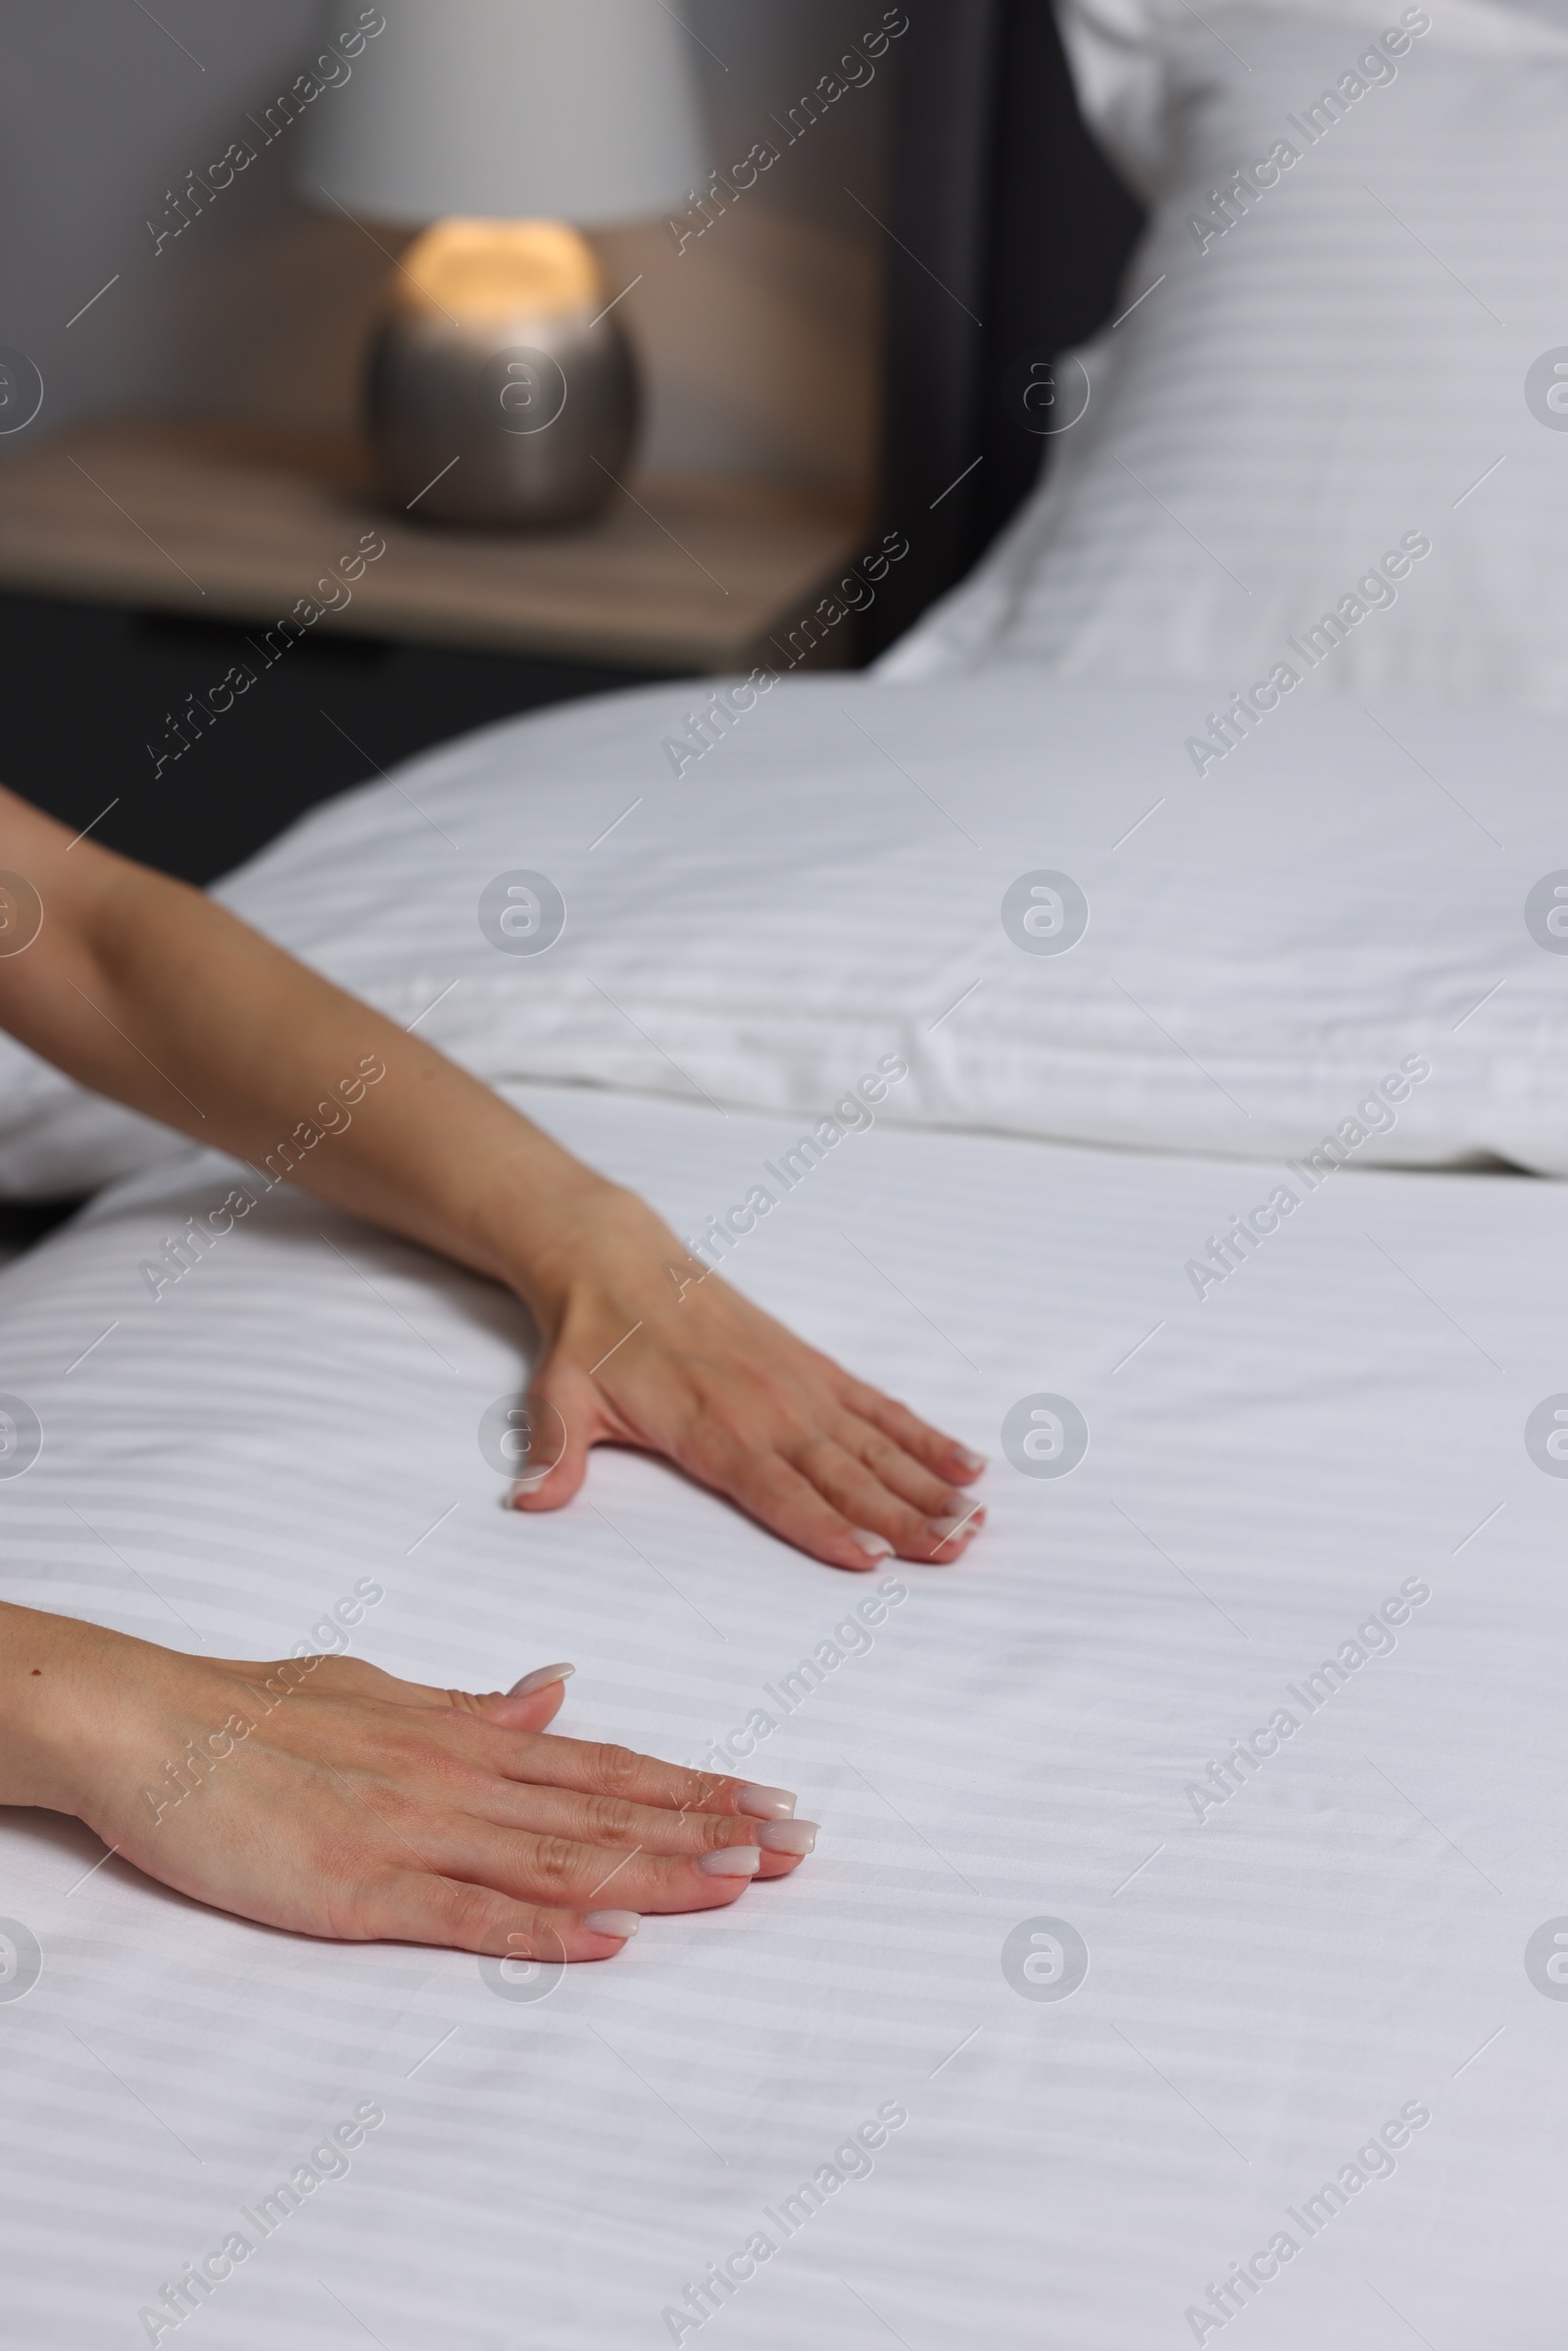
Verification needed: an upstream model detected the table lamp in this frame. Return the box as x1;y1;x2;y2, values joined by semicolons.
298;0;705;528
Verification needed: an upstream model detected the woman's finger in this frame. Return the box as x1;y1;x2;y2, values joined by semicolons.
270;1662;805;1825
347;1871;639;1959
787;1434;984;1565
482;1671;574;1734
428;1820;770;1913
494;1726;798;1820
716;1445;909;1572
508;1354;602;1513
466;1780;817;1876
287;1653;575;1735
825;1411;974;1522
836;1374;987;1487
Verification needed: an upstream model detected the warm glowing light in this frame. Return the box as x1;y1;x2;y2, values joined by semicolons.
392;218;602;325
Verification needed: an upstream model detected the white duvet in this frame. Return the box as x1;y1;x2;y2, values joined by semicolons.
2;675;1566;1199
1;1080;1565;2348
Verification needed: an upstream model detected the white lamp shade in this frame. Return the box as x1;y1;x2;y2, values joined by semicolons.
298;0;708;228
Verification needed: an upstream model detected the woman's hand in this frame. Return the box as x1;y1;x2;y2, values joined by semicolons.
499;1183;988;1573
0;784;985;1572
2;1607;811;1958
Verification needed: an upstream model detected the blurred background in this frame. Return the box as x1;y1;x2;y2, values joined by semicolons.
0;2;1131;885
0;3;895;879
3;4;888;501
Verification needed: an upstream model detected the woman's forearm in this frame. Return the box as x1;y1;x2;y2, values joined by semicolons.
0;787;602;1311
0;781;986;1573
79;870;603;1299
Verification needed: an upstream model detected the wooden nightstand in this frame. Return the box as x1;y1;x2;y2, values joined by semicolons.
0;419;866;673
0;420;867;880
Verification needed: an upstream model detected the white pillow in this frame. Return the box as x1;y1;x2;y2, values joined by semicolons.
1057;0;1568;194
4;675;1566;1192
878;1;1568;707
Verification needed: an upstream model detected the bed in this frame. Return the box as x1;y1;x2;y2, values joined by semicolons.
4;666;1566;2346
5;0;1568;2344
5;1070;1567;2349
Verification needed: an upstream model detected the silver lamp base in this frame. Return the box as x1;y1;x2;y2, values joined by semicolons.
365;219;638;530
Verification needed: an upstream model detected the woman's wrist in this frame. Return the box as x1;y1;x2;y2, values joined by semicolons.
467;1143;639;1327
0;1603;126;1815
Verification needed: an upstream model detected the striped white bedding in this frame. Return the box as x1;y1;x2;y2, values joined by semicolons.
2;1079;1563;2348
881;2;1568;708
5;675;1567;1199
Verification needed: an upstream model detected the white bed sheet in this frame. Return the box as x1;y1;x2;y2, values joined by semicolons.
1;1082;1564;2348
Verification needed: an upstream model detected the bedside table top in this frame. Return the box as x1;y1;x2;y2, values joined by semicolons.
0;419;867;674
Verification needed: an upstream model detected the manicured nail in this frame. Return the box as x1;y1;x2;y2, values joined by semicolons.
584;1909;639;1938
698;1845;762;1877
737;1783;797;1820
928;1511;982;1550
956;1447;988;1473
759;1820;817;1856
850;1529;894;1560
508;1661;575;1697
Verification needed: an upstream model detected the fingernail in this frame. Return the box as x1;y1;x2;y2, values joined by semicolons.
759;1820;817;1856
698;1845;762;1877
584;1909;639;1938
928;1512;981;1550
736;1783;797;1820
850;1529;894;1560
505;1476;545;1506
508;1661;575;1697
956;1447;988;1473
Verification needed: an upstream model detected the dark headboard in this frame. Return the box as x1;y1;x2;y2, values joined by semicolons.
866;0;1146;657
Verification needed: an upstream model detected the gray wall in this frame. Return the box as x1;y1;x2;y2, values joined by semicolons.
0;1;891;496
